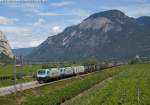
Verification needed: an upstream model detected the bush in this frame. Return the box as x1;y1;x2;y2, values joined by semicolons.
16;72;26;79
128;59;139;65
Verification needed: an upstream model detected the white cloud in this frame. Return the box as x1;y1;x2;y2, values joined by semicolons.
34;18;45;27
100;3;150;17
0;21;61;48
133;0;147;3
0;25;46;48
50;1;73;7
29;40;44;47
23;6;89;18
0;26;29;34
0;16;17;25
126;4;150;17
24;8;64;17
52;26;62;33
69;9;90;19
37;12;63;16
67;19;82;24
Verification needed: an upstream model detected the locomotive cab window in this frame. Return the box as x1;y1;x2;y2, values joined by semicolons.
60;69;63;72
47;71;49;74
38;70;46;75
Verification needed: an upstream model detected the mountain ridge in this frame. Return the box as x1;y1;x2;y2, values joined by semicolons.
13;47;34;56
27;10;150;62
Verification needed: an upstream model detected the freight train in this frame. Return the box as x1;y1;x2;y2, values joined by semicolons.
36;63;120;83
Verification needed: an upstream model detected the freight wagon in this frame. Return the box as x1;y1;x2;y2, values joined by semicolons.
36;63;121;83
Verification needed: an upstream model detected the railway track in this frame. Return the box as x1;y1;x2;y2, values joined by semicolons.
0;70;101;96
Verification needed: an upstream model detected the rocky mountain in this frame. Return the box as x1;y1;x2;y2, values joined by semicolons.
136;16;150;27
0;31;14;61
27;10;150;62
13;47;34;56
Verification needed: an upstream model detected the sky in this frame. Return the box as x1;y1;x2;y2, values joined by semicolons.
0;0;150;49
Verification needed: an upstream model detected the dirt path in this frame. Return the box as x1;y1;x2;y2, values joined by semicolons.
61;77;113;105
0;81;40;96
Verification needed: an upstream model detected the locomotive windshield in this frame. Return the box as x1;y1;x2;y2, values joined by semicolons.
38;70;46;75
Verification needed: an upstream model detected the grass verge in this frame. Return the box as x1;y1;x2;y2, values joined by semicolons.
64;64;150;105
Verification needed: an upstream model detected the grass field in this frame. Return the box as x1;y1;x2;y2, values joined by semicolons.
0;63;80;87
0;64;41;87
0;64;42;76
0;65;124;105
0;63;80;76
64;64;150;105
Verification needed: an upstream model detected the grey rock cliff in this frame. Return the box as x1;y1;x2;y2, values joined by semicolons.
0;31;14;59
